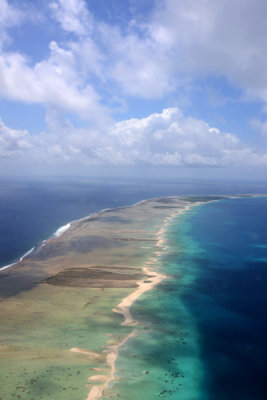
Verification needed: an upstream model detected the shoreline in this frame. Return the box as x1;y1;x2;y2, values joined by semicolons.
0;193;263;272
0;246;36;271
84;200;204;400
0;199;154;272
0;194;264;399
0;194;222;272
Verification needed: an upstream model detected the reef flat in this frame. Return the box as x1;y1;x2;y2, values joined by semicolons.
0;196;220;400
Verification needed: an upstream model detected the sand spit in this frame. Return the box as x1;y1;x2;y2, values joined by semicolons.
112;266;166;326
88;375;109;382
70;348;102;360
86;331;136;400
0;195;219;400
84;200;203;400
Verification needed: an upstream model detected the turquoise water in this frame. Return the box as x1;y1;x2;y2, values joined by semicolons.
1;184;267;399
106;197;267;399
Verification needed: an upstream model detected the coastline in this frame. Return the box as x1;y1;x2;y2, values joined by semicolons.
0;194;258;400
84;200;204;400
0;193;260;273
0;199;155;272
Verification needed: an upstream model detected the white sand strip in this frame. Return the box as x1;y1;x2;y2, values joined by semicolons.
82;201;204;400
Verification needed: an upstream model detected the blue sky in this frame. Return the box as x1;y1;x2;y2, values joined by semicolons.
1;0;267;178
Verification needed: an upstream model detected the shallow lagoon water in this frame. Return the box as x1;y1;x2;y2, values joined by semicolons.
106;197;267;400
104;206;206;399
0;283;132;400
1;189;267;399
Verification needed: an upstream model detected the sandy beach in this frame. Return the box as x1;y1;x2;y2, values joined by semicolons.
0;195;219;400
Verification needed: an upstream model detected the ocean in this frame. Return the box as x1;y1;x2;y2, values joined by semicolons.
1;179;267;399
0;177;266;269
183;197;267;399
107;196;267;399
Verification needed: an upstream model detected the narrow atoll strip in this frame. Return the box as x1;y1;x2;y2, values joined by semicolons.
84;201;204;400
0;195;232;400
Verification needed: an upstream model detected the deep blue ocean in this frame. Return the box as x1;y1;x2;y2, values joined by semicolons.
154;196;267;400
112;195;267;399
1;177;266;269
185;197;267;399
1;178;267;399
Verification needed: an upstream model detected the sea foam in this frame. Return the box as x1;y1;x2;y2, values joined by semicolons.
0;246;35;271
54;223;71;237
19;247;35;261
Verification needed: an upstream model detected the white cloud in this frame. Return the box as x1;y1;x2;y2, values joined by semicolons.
61;0;267;104
109;108;264;166
0;0;267;174
61;0;267;105
98;24;173;98
49;0;92;36
2;0;267;118
0;0;23;47
149;0;267;104
47;0;175;98
0;119;31;158
250;118;267;137
0;41;109;124
0;0;108;124
1;0;267;110
0;108;266;168
0;0;21;26
52;0;267;104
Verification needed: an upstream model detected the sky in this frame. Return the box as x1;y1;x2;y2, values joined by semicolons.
1;0;267;179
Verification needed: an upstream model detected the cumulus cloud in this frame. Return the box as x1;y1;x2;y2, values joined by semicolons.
96;23;174;98
149;0;267;104
0;41;109;124
0;108;266;167
0;0;267;172
0;0;23;47
0;0;21;27
2;0;267;117
46;0;267;103
80;0;267;102
0;0;108;124
49;0;92;36
0;119;31;158
109;108;265;166
251;118;267;137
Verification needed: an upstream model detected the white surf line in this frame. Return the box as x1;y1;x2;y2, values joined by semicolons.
0;246;35;271
0;221;72;272
19;247;35;261
0;196;212;273
53;223;71;237
0;203;153;272
84;201;203;400
0;222;72;272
